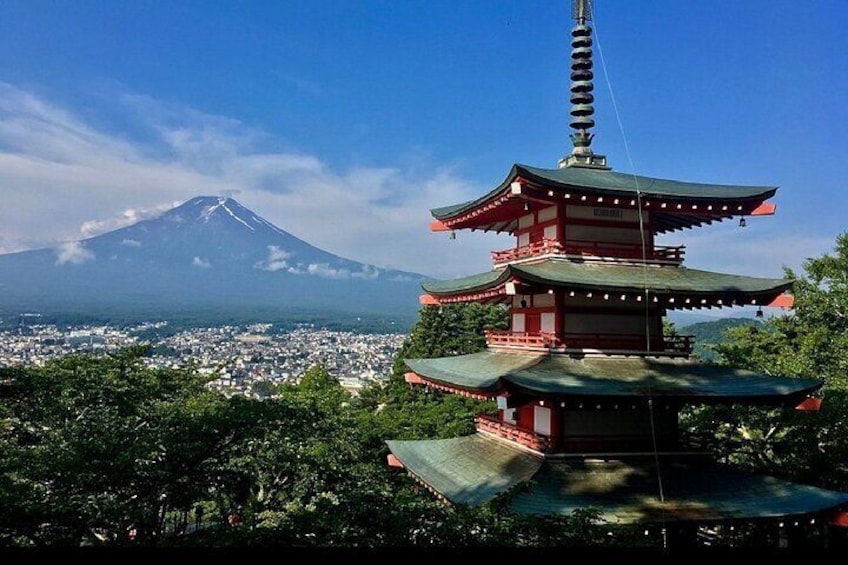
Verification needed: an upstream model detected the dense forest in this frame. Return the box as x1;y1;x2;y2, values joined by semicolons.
3;235;848;547
677;317;761;362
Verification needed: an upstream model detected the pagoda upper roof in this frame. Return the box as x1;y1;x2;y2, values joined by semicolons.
431;164;777;227
422;259;792;304
405;351;821;402
387;434;848;523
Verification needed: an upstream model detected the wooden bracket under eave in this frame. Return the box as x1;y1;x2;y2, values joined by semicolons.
387;454;404;468
769;294;795;308
429;219;450;232
751;202;777;216
419;294;441;305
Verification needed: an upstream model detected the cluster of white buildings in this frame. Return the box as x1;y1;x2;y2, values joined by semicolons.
0;321;405;395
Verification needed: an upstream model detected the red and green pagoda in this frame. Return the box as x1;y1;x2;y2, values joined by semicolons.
387;0;848;533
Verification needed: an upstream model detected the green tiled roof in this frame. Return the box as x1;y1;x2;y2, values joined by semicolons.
422;259;793;298
431;164;777;220
510;455;848;523
387;437;848;523
405;351;542;392
422;269;509;296
386;434;542;505
406;353;821;401
506;356;821;399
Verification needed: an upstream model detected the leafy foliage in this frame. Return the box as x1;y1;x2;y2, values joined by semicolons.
681;232;848;491
0;303;629;547
677;317;762;361
0;346;228;545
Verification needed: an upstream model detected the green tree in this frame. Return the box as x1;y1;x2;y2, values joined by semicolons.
0;303;627;548
391;303;509;374
357;304;506;447
682;232;848;491
0;347;235;545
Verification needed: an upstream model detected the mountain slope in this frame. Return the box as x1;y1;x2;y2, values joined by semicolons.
0;196;426;324
678;317;763;361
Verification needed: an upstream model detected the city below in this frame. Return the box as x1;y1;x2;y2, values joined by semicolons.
1;320;405;396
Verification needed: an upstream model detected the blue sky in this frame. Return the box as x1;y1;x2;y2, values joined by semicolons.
0;0;846;281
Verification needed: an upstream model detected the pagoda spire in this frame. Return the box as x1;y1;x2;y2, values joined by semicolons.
559;0;609;169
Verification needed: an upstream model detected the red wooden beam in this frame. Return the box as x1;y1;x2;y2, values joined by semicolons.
830;511;848;527
404;372;426;385
795;397;822;412
429;219;450;232
419;294;441;305
387;454;404;468
751;202;777;216
768;294;795;308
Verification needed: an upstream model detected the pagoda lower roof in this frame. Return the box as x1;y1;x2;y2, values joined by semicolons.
405;351;821;402
431;164;777;234
422;259;792;302
387;434;848;523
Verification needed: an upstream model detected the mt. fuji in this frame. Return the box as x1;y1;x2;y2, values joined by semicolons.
0;196;427;325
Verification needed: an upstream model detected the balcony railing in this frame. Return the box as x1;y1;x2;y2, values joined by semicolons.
491;238;685;265
484;329;560;348
485;330;694;354
475;414;550;452
491;238;563;264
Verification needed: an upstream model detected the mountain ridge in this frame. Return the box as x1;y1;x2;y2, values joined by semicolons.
0;196;427;326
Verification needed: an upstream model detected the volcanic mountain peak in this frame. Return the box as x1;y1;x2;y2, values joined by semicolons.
0;196;426;322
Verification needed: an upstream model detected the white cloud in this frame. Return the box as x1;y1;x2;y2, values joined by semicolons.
254;245;292;272
55;241;94;265
81;203;180;238
301;262;381;280
352;264;380;280
192;256;211;268
254;246;382;279
663;222;833;279
0;82;505;278
120;239;142;247
0;82;843;285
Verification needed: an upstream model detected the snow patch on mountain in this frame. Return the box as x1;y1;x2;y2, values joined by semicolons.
221;202;255;231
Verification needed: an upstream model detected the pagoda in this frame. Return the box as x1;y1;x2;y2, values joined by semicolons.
387;0;848;541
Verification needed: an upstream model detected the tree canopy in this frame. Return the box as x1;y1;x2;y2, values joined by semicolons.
682;232;848;491
1;303;629;547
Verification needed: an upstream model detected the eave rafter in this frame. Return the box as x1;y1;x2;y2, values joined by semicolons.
420;286;510;305
422;263;795;311
404;372;497;400
433;178;776;235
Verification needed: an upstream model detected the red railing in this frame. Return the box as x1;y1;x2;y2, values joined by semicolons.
491;238;563;264
485;329;560;348
491;238;685;265
475;414;550;452
486;330;693;354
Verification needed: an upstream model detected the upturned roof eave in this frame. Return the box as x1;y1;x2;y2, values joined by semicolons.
501;376;823;404
404;353;823;402
430;163;778;221
421;260;794;298
386;436;848;522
